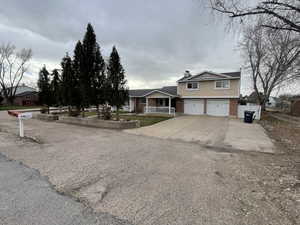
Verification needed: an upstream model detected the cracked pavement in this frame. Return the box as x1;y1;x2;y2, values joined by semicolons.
0;111;296;225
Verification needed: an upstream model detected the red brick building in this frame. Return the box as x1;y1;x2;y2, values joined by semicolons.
1;85;38;106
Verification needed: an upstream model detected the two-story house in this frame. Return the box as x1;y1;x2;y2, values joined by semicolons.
128;70;241;117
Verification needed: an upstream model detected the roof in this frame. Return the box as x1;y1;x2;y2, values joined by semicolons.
15;91;37;97
177;71;241;83
1;85;36;95
129;86;177;97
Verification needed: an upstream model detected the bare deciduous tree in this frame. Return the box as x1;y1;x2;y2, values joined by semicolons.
208;0;300;33
0;43;32;105
241;21;300;109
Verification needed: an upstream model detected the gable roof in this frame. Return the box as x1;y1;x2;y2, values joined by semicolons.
1;85;36;95
15;91;38;97
129;86;177;97
177;71;241;83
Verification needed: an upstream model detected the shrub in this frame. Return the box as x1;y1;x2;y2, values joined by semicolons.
102;105;112;120
40;107;48;114
69;110;80;117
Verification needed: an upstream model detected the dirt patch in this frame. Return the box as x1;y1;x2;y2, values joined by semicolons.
250;112;300;223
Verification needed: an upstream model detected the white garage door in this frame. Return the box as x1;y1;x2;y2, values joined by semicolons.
184;99;204;115
207;99;229;116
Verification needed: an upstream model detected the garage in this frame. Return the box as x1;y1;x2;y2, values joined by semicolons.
207;99;229;116
184;99;204;115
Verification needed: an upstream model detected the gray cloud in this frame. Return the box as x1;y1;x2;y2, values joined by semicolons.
0;0;242;89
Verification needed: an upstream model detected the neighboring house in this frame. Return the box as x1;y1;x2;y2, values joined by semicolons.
129;70;241;117
290;98;300;116
1;84;38;106
266;96;278;108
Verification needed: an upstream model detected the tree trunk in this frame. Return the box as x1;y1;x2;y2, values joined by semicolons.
47;106;50;114
116;107;120;121
81;107;85;118
7;96;14;105
68;106;71;116
97;105;100;119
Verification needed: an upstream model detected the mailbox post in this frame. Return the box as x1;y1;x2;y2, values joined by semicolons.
18;113;32;137
8;111;32;137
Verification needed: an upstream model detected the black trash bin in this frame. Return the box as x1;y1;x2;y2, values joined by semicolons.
244;111;255;123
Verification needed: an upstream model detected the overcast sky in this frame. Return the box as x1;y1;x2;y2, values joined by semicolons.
0;0;247;92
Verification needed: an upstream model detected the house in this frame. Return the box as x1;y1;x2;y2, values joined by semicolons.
266;96;278;108
1;84;38;106
128;70;241;117
290;97;300;116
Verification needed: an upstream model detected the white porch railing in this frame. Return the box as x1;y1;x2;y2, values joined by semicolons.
144;106;175;116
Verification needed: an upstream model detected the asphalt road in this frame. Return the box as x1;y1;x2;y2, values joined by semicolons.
0;153;132;225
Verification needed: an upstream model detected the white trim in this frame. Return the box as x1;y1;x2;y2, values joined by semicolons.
146;95;171;99
214;80;230;89
178;77;239;83
134;89;176;98
181;96;239;99
186;71;232;80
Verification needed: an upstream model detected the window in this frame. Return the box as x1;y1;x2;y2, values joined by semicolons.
215;80;230;89
140;98;146;104
187;82;199;89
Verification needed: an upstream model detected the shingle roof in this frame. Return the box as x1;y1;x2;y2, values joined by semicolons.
160;86;177;96
221;72;241;78
129;89;156;97
1;85;36;95
129;86;177;97
15;91;37;97
177;71;241;82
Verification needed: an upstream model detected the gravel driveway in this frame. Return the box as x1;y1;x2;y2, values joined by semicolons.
0;112;294;225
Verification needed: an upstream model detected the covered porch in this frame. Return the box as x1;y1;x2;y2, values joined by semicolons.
144;90;176;116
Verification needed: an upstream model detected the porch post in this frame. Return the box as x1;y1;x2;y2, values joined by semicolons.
146;97;148;113
168;97;171;115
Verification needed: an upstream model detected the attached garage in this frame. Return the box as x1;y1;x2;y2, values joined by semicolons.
184;99;204;115
207;99;229;117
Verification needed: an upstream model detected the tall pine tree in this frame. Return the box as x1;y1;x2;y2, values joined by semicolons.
74;23;106;117
91;43;106;118
37;66;52;113
61;53;80;115
80;23;97;113
107;46;128;120
73;41;84;113
50;69;61;106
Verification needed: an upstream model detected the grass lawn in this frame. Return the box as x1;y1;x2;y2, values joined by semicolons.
0;105;42;111
83;111;171;127
118;115;171;127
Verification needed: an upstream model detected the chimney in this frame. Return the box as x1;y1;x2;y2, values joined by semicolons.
184;70;191;78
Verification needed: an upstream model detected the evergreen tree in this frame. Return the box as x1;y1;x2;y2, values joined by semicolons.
91;43;106;118
61;53;80;114
107;46;128;120
37;66;52;113
80;23;97;112
50;69;61;106
73;41;84;112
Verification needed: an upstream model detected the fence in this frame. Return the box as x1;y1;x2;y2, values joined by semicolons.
144;106;176;116
238;104;261;120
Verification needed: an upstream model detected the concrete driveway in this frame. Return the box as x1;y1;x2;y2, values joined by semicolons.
125;115;275;153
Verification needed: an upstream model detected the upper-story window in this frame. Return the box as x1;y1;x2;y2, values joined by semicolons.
186;82;199;89
215;80;230;89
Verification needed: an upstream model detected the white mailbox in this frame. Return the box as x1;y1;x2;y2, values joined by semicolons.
18;112;32;120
